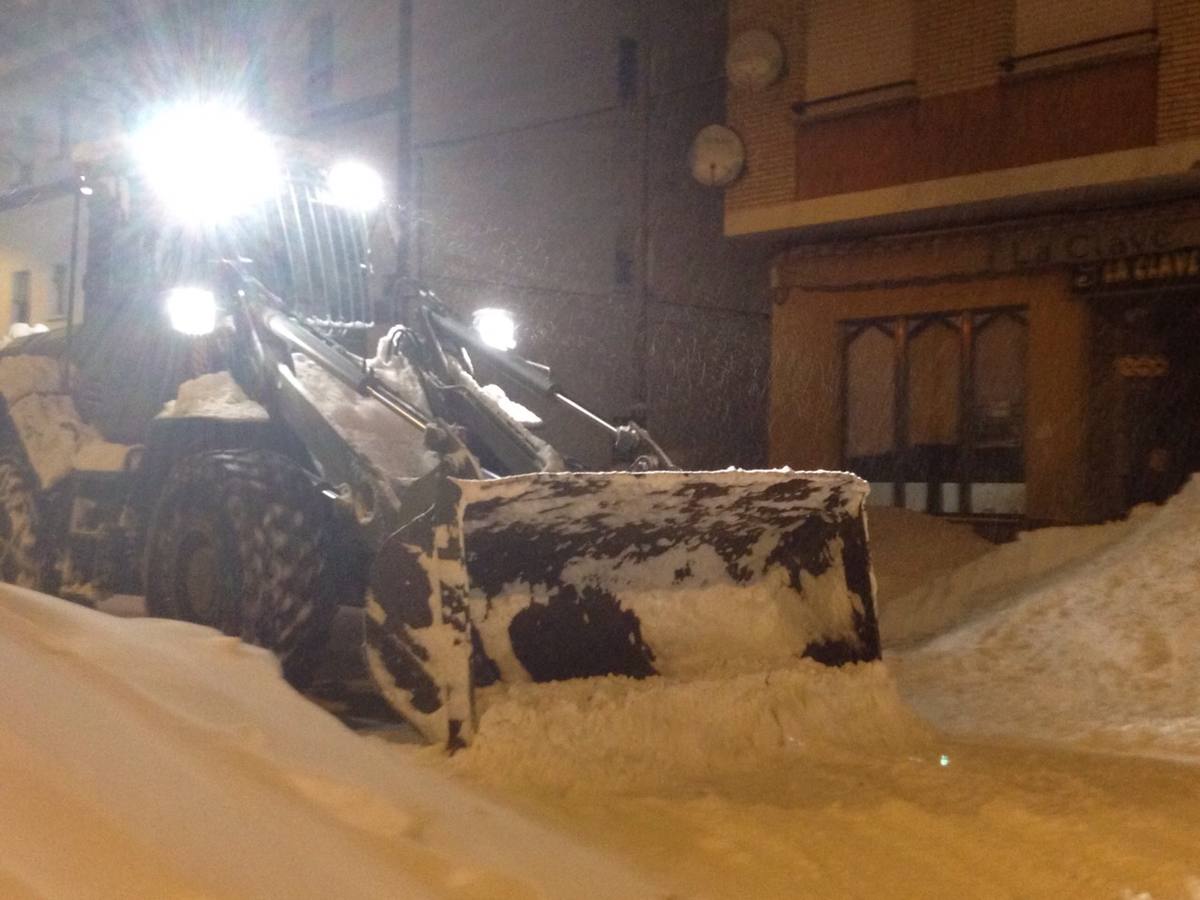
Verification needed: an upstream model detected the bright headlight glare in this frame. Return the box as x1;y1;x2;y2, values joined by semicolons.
326;160;385;212
472;307;516;351
166;286;218;336
131;102;280;226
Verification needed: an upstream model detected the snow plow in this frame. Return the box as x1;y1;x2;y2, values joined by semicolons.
0;101;879;746
369;468;878;745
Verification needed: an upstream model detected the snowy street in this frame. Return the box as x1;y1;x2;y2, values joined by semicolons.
5;3;1200;896
3;481;1200;898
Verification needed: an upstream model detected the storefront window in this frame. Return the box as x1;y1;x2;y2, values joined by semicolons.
841;306;1027;516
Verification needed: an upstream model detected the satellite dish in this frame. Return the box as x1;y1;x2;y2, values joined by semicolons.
726;29;785;91
688;125;746;188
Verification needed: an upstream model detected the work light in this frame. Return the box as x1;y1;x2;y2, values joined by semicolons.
326;160;385;212
472;307;517;351
165;286;218;336
131;102;280;227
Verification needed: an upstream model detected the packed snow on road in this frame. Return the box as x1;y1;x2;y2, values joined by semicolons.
2;478;1200;897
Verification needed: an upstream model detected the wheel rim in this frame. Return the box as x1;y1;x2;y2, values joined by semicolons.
176;531;227;628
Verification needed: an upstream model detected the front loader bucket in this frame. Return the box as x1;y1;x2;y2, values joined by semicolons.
365;469;879;747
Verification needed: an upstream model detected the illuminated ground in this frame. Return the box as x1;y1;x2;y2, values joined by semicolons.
4;480;1200;897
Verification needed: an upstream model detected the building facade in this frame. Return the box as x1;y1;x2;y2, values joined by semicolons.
725;0;1200;522
0;0;772;468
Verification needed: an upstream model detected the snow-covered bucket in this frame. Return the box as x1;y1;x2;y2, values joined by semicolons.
364;469;881;746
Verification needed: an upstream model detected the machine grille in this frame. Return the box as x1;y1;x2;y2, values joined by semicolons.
264;165;374;331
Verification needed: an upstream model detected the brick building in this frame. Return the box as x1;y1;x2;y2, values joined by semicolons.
725;0;1200;522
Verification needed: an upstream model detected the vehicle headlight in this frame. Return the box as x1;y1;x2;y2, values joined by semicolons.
165;286;218;336
325;159;385;212
472;307;516;351
131;101;280;226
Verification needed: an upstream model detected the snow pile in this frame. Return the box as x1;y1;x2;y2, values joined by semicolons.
0;583;667;899
480;383;541;426
444;356;563;470
0;356;132;483
880;507;1145;646
866;505;994;614
894;477;1200;758
73;439;135;472
0;354;62;404
160;370;269;420
0;321;49;351
451;661;932;794
293;355;438;480
368;332;431;412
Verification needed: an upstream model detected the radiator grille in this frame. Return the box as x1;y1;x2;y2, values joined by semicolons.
261;165;374;331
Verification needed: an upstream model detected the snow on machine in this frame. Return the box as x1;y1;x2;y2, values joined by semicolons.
0;101;880;746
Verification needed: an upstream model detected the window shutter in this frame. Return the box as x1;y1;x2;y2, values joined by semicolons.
1014;0;1154;57
805;0;914;100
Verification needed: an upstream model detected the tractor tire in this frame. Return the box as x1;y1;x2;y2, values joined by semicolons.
144;449;338;686
0;452;43;589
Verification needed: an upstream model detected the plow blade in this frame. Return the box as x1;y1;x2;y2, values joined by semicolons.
365;469;879;747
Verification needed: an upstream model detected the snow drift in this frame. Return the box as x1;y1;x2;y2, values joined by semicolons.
160;370;269;420
879;504;1147;646
0;355;131;484
452;660;932;795
865;504;994;623
0;584;667;899
893;477;1200;759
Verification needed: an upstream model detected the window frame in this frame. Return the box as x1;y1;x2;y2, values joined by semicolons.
839;305;1029;516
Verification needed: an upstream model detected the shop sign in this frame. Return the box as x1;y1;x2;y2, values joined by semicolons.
1114;355;1169;378
1072;247;1200;293
991;221;1185;271
993;217;1200;273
